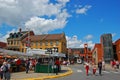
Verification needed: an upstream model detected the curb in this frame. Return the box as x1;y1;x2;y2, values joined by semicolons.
22;68;73;80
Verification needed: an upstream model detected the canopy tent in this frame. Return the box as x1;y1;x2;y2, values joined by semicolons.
0;48;66;58
0;48;31;57
50;52;66;57
26;48;48;56
0;48;27;57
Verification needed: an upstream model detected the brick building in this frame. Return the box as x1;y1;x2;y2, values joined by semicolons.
67;44;92;63
92;44;102;64
92;33;120;63
0;42;7;49
114;39;120;62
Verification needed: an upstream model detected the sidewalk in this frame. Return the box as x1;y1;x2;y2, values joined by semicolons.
11;66;72;80
105;64;112;70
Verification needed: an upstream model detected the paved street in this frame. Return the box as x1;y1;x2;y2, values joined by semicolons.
10;66;71;80
47;64;120;80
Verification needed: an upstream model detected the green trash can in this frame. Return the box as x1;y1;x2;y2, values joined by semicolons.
35;63;41;73
35;64;53;73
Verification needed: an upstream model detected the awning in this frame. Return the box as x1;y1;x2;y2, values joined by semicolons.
26;48;48;56
50;52;66;57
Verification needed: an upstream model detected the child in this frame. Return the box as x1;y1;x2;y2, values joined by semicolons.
92;64;97;75
84;63;89;76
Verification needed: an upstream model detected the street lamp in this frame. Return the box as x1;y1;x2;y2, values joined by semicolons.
47;45;57;75
25;28;31;52
84;44;88;62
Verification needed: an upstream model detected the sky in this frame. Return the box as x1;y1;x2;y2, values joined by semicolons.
0;0;120;48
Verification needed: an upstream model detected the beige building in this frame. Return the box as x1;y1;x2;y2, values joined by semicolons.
7;29;67;54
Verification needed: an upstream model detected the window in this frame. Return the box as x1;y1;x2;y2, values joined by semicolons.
56;41;59;46
45;42;48;46
36;42;38;48
50;41;53;46
14;41;16;45
40;42;42;46
17;41;19;45
11;41;13;45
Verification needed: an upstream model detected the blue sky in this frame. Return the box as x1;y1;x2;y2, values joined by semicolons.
0;0;120;48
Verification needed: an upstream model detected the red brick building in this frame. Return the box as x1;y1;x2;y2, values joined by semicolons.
92;34;120;63
92;44;103;64
0;42;7;49
67;44;92;63
115;39;120;62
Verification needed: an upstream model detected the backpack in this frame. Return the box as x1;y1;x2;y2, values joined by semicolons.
2;65;9;72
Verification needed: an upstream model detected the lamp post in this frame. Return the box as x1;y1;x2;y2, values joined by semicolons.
84;44;88;62
52;45;58;75
48;46;57;75
25;28;31;58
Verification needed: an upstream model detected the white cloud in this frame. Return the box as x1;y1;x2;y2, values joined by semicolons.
25;9;70;34
112;33;116;37
0;0;70;29
84;34;93;40
66;35;82;48
76;5;92;14
0;29;16;42
66;35;94;48
87;41;95;49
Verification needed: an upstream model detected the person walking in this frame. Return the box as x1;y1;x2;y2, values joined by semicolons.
84;62;89;76
16;58;21;72
25;59;30;73
0;63;4;80
102;60;105;70
98;60;102;76
2;61;11;80
55;58;60;75
116;60;119;69
92;63;97;76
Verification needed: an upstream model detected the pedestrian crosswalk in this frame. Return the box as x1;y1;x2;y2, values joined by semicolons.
77;69;120;74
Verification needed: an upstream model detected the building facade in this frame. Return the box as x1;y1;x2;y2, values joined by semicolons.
0;42;7;49
7;29;67;54
92;44;102;64
115;39;120;62
67;44;92;63
7;28;34;52
100;34;114;62
92;33;120;63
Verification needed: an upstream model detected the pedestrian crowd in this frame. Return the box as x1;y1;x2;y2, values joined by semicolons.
84;59;120;76
0;57;63;80
0;58;37;80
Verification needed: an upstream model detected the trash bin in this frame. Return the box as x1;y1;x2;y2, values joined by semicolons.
35;63;41;73
35;63;53;73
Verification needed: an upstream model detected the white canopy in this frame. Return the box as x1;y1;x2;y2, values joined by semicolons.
0;48;27;56
50;52;66;57
26;48;48;56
